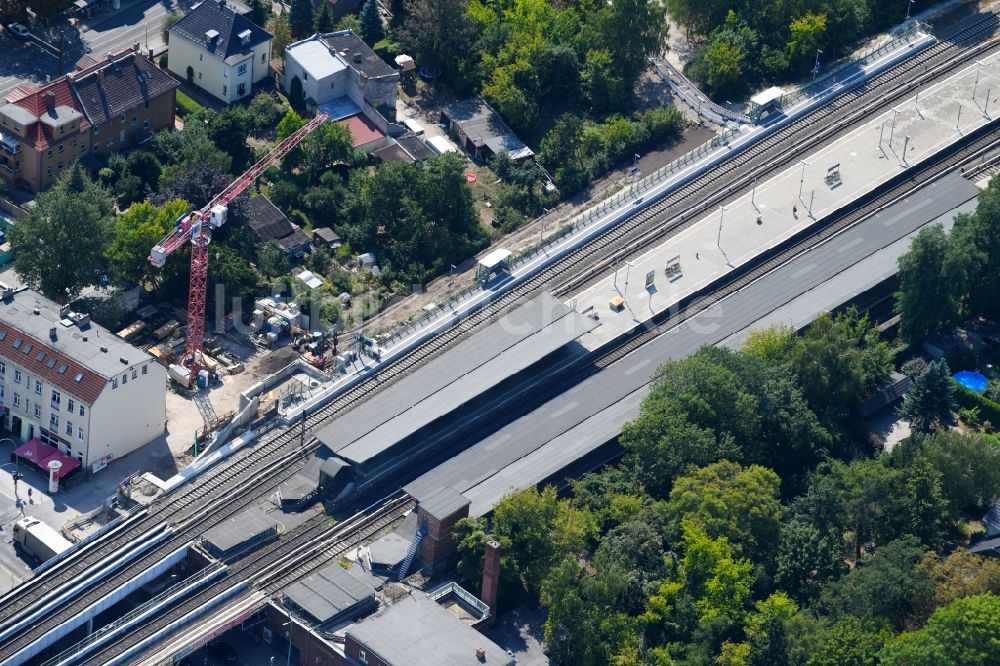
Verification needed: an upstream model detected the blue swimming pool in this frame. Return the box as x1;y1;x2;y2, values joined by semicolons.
954;370;989;393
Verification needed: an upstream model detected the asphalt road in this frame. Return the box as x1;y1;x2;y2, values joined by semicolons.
0;0;199;100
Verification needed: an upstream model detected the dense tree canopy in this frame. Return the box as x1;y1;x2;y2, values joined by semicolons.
11;163;114;301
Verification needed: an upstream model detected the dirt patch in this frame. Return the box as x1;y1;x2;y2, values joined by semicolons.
254;345;301;375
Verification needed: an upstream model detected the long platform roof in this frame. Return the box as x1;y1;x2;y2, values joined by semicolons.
406;171;981;516
317;292;597;466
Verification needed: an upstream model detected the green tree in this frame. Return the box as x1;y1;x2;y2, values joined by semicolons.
894;224;963;344
919;550;1000;610
247;0;273;27
289;0;315;38
397;0;476;82
107;199;190;288
879;594;1000;666
210;105;255;171
591;0;668;82
360;0;385;43
267;13;293;57
955;176;1000;319
256;240;290;278
786;13;827;69
539;114;588;193
774;521;846;604
583;49;624;115
11;163;114;301
805;617;893;666
898;358;956;432
915;431;1000;517
299;121;354;184
818;536;935;630
248;92;289;135
313;0;335;32
162;11;182;44
665;460;782;562
276;109;306;142
742;325;796;367
740;592;800;666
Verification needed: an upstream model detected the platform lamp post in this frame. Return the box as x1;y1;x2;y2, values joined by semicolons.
623;260;636;296
751;177;759;211
888;107;899;147
906;0;915;20
717;206;727;248
798;160;808;199
811;50;823;83
974;60;985;104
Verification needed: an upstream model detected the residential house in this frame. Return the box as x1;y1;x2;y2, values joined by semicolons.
69;48;179;157
0;45;177;193
244;195;312;259
283;30;399;141
0;287;166;472
168;0;272;104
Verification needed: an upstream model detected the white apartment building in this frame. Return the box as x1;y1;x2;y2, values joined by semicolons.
0;288;165;472
168;0;272;104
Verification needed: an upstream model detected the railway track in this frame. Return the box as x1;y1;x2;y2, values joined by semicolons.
2;8;1000;661
79;118;1000;666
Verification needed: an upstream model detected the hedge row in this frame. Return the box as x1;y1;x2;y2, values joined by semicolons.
954;382;1000;425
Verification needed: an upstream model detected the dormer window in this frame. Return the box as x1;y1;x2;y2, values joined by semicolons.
238;29;251;45
205;29;220;47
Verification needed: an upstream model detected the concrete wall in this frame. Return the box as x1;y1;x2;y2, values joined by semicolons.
87;360;166;468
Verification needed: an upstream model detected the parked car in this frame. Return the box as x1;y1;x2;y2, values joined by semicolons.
206;641;238;663
6;23;30;39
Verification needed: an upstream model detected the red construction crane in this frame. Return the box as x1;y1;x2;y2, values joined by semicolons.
149;113;329;375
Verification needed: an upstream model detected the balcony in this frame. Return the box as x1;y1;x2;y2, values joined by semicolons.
0;133;21;155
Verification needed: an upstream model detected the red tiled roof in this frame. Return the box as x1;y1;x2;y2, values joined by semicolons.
5;78;90;151
338;114;384;148
0;322;107;405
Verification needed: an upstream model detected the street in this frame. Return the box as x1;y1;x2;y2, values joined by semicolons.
0;0;200;100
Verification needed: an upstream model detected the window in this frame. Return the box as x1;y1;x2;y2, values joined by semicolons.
93;125;100;135
57;161;63;172
49;414;58;430
261;52;266;63
12;392;19;407
65;421;72;436
14;369;21;384
120;113;125;123
359;650;367;664
67;398;74;413
58;143;63;153
51;390;60;408
79;404;85;417
142;119;149;129
81;142;86;152
77;426;84;441
144;100;149;110
0;386;5;402
198;72;202;80
35;381;41;395
237;82;246;97
142;365;148;376
107;138;113;147
33;403;40;418
0;360;5;376
111;378;117;388
222;85;227;96
131;116;137;126
237;63;247;75
59;124;64;134
47;166;52;176
199;53;203;61
122;373;127;385
131;368;137;380
47;149;52;158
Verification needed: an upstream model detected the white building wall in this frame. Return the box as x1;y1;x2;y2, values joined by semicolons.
1;362;93;461
168;31;271;104
87;362;166;468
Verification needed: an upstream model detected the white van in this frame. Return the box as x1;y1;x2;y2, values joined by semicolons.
401;117;425;136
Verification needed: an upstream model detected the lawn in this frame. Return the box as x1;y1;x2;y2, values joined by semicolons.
175;90;203;119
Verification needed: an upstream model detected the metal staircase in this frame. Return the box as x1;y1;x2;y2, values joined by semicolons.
396;516;428;581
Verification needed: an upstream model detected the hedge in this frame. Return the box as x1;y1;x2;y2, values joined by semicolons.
954;382;1000;425
175;90;202;119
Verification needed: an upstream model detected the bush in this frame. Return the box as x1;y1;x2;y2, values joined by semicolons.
944;345;978;372
158;53;168;69
640;105;684;143
175;90;202;119
954;382;1000;427
901;357;929;377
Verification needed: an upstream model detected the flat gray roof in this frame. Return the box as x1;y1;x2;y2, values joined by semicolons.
414;485;469;521
407;171;981;516
202;507;277;554
347;594;515;666
317;292;597;467
284;562;376;624
368;532;410;569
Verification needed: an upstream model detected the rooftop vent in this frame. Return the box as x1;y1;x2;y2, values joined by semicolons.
353;52;363;63
48;326;56;340
58;304;70;318
32;307;39;315
119;356;128;364
100;346;108;353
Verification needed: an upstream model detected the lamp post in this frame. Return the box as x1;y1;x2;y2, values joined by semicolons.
906;0;915;20
798;160;808;199
888;107;899;147
717;206;727;248
623;260;635;296
974;60;984;103
811;49;823;83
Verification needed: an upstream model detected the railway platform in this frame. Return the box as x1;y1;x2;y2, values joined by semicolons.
570;50;1000;350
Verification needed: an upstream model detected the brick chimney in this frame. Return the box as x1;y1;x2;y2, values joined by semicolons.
480;539;500;628
44;90;55;112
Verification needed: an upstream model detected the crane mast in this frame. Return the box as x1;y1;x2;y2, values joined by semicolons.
150;114;329;372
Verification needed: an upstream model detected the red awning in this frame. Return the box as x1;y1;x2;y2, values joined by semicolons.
14;438;81;479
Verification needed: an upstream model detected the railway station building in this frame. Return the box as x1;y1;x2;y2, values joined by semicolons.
0;288;165;476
